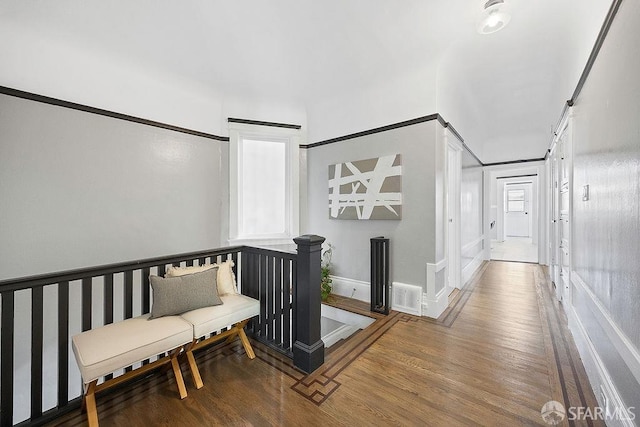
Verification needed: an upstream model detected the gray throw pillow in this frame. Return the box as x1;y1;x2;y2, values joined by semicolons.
149;267;222;319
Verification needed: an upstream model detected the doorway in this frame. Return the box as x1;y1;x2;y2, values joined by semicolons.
504;183;532;238
491;176;539;263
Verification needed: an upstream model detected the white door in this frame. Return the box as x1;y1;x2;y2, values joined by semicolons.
549;150;561;289
504;183;532;237
558;129;571;301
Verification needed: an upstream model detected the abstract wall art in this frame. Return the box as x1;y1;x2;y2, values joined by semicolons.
328;154;402;220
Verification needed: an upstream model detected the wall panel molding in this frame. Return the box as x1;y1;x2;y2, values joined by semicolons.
425;259;448;319
571;273;640;384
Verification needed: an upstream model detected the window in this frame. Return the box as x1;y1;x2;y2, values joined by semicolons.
507;189;525;212
229;122;300;244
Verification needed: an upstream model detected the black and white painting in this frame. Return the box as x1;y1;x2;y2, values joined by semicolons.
328;154;402;220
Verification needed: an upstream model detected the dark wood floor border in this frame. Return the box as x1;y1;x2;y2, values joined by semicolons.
243;310;420;405
296;312;417;405
533;265;599;426
265;261;493;405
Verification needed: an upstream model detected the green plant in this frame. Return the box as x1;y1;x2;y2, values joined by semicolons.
320;243;334;302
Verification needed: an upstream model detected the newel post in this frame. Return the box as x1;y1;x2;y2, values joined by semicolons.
293;234;325;373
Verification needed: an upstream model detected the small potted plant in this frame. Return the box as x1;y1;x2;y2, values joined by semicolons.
321;243;334;302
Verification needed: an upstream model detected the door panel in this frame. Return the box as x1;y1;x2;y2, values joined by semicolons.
505;185;531;237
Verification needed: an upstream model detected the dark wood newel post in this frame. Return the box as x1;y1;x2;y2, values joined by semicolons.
293;234;325;373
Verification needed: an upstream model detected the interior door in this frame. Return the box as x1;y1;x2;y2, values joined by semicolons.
558;131;571;301
504;184;531;237
550;150;561;292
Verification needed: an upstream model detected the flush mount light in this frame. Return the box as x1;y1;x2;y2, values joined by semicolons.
477;0;511;35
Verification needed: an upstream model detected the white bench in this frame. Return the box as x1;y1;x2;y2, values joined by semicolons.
181;293;260;388
72;294;260;427
72;315;193;427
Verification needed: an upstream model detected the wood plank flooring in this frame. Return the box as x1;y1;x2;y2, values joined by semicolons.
48;261;602;426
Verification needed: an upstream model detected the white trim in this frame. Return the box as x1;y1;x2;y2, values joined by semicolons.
329;275;370;303
445;132;462;293
423;287;448;319
424;259;448;318
227;237;295;246
228;122;300;244
432;258;447;272
461;235;484;254
567;303;636;427
571;273;640;384
462;249;484;287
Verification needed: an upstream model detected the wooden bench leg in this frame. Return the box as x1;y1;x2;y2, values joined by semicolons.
237;326;255;360
181;320;256;391
223;320;255;359
169;347;188;399
84;380;99;427
184;339;204;390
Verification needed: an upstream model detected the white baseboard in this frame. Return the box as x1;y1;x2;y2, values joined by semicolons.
462;249;484;287
568;274;639;427
461;235;484;254
424;259;447;319
330;275;370;304
423;287;448;319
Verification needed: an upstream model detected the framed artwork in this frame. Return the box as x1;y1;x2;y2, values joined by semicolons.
328;154;402;220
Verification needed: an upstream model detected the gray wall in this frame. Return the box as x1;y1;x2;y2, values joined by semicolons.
0;94;227;280
0;93;229;423
305;120;438;289
460;149;483;269
570;0;640;411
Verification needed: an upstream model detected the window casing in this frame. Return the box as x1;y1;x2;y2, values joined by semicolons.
229;122;300;244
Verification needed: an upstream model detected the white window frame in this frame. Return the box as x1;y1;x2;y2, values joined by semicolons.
228;122;300;245
506;189;525;212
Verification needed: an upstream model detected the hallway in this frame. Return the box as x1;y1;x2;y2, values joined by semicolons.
491;238;539;263
50;262;601;426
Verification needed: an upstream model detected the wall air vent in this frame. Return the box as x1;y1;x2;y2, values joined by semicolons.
391;282;422;316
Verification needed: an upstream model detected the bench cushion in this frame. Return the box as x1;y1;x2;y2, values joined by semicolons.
180;294;260;337
72;315;193;384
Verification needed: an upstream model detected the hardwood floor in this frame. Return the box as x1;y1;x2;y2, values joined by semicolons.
48;261;602;426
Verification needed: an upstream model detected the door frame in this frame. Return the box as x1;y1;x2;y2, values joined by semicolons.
503;181;534;238
547;110;572;302
445;133;462;293
485;164;546;264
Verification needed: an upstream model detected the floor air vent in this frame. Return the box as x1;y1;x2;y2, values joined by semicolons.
392;283;422;316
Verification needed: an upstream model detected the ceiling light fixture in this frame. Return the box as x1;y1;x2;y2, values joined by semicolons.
477;0;511;35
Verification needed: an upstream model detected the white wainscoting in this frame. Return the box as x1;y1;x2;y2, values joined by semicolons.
568;273;639;427
424;259;447;319
462;235;485;287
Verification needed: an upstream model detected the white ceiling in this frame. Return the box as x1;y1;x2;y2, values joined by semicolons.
0;0;612;163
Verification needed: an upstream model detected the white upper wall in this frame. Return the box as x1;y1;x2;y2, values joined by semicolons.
436;0;612;162
0;1;611;163
0;20;226;135
306;64;438;143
